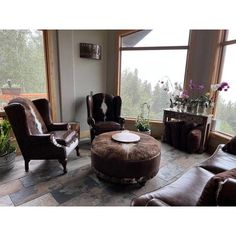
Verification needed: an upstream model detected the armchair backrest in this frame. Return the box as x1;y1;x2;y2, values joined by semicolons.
86;93;122;122
5;97;48;136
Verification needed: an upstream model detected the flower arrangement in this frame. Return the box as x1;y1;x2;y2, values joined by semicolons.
159;77;230;114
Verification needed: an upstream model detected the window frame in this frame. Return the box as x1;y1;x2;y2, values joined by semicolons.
116;30;190;120
213;30;236;137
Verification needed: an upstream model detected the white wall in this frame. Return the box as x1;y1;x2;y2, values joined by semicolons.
58;30;108;134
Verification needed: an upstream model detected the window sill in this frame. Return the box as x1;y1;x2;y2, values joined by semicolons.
210;131;232;142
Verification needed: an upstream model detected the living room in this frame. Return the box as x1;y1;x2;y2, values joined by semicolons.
1;1;236;236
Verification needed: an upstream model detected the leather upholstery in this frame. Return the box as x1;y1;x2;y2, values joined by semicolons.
91;131;161;184
199;147;236;174
131;167;213;206
86;93;125;141
131;144;236;206
4;97;80;173
163;120;202;153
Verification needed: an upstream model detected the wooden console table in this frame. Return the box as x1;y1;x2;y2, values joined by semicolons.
163;108;213;153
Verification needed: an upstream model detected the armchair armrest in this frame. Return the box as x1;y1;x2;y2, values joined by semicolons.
117;116;125;129
87;117;95;127
28;133;56;145
47;123;69;131
217;178;236;206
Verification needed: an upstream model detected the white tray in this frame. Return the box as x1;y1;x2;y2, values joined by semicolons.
112;131;140;143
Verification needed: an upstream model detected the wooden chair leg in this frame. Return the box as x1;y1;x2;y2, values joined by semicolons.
59;159;67;174
25;160;30;172
76;145;80;156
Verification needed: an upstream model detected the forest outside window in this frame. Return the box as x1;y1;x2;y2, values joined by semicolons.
0;30;48;111
119;30;189;120
214;30;236;136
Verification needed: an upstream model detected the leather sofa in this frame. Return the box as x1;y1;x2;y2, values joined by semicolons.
131;142;236;206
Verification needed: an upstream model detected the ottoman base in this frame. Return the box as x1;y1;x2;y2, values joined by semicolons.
93;167;151;185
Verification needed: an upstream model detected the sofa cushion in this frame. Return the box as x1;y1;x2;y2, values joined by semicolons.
200;147;236;174
222;136;236;155
217;178;236;206
197;168;236;206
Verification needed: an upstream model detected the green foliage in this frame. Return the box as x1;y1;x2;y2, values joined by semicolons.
0;120;15;156
0;30;46;93
121;68;170;120
135;116;150;131
135;103;151;131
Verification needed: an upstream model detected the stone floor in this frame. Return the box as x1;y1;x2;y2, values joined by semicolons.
0;141;210;206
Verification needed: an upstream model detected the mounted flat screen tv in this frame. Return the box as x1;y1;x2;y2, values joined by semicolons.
80;43;101;60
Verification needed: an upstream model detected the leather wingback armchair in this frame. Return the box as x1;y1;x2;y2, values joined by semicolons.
86;93;125;141
4;97;80;174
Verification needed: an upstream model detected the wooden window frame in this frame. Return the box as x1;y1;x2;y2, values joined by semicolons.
115;30;189;119
213;30;236;138
43;30;58;121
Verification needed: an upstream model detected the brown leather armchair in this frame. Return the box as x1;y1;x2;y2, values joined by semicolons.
4;97;80;174
86;93;125;141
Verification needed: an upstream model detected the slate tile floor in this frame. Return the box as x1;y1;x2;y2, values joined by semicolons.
0;141;210;206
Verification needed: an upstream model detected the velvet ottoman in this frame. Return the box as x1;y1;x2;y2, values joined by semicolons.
91;131;161;184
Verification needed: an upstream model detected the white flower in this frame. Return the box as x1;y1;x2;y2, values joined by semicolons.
211;84;220;91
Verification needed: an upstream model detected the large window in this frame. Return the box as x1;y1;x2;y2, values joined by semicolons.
119;30;189;120
214;30;236;136
0;30;48;111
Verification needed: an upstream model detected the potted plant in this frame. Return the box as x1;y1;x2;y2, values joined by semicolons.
135;102;151;135
1;79;21;95
0;119;16;171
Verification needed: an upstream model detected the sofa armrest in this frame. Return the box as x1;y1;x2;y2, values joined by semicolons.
217;178;236;206
146;198;170;206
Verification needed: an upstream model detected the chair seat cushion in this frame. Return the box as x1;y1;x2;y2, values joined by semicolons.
50;130;77;146
94;121;121;134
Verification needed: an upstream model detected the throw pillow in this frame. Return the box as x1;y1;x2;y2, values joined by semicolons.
197;168;236;206
222;136;236;155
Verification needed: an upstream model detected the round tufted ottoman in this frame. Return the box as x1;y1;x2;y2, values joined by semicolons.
91;131;161;184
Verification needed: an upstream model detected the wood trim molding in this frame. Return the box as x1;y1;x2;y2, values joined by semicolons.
121;46;189;51
80;130;90;139
43;30;59;121
115;30;139;95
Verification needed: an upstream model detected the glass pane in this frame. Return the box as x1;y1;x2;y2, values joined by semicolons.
122;29;189;47
0;30;47;111
226;29;236;41
214;44;236;135
120;50;187;120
